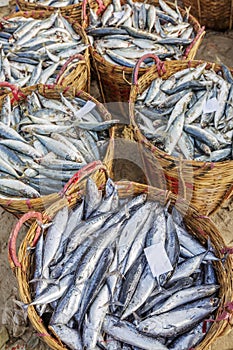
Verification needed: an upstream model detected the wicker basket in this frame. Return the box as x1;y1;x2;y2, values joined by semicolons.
0;84;113;216
182;0;233;31
16;0;84;24
0;10;91;95
83;0;205;118
108;124;167;189
8;178;233;350
129;55;233;216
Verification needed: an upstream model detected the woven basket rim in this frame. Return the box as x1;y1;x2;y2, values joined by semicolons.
1;10;90;94
129;59;233;168
0;84;113;213
16;0;82;11
182;0;233;30
10;178;233;350
88;0;203;69
129;58;233;215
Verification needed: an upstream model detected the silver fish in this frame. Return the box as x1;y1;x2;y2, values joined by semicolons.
1;12;87;87
49;325;82;350
42;207;69;273
137;306;217;338
103;315;168;350
89;0;196;68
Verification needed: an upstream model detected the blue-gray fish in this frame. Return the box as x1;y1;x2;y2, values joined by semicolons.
49;324;82;350
137;306;217;338
103;315;168;350
42;207;69;274
149;284;219;315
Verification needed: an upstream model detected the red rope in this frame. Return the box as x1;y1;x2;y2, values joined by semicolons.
8;211;43;268
183;26;205;60
220;246;233;254
60;160;104;195
0;82;26;104
56;54;85;85
132;54;166;85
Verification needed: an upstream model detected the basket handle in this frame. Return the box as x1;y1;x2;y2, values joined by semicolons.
183;26;205;60
132;54;166;86
55;54;86;85
82;0;88;24
82;0;106;24
60;160;107;195
8;211;43;269
0;82;26;102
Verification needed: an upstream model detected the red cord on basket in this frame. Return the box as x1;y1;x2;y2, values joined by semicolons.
8;211;43;268
82;0;88;23
60;160;104;195
132;54;166;86
183;26;205;60
56;54;85;85
220;246;233;254
96;0;106;15
0;82;26;103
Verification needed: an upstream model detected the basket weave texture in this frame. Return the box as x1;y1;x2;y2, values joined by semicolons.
0;84;113;216
16;0;84;24
182;0;233;30
129;59;233;216
8;177;233;350
86;0;204;113
0;10;91;96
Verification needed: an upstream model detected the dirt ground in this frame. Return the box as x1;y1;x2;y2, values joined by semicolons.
0;1;233;350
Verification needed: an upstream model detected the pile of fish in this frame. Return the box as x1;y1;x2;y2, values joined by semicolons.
24;178;220;350
0;12;88;87
0;91;118;198
23;0;81;6
87;0;196;67
134;62;233;162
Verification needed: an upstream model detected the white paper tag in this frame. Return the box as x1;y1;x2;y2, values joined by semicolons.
75;100;96;120
203;97;219;114
144;242;173;278
113;11;125;19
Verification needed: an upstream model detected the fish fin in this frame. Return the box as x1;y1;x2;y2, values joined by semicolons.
101;300;111;309
110;301;124;308
29;277;59;286
13;299;29;321
106;269;122;278
26;245;36;252
38;303;47;317
36;220;53;233
132;311;141;324
202;239;213;262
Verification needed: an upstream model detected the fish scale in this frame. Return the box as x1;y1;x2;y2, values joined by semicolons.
135;63;233;161
22;179;220;350
0;12;87;87
88;1;196;67
0;91;113;198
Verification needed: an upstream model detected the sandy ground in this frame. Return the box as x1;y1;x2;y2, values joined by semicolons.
0;2;233;350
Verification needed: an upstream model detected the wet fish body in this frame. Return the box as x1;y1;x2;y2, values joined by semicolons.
89;1;196;67
135;63;233;162
0;12;87;87
20;179;219;350
0;91;112;198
